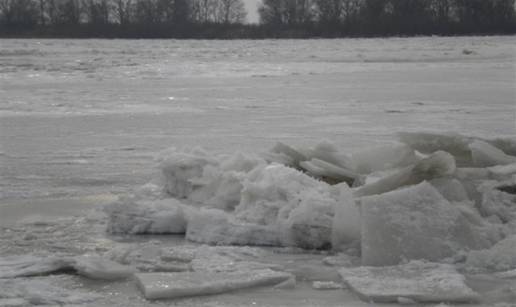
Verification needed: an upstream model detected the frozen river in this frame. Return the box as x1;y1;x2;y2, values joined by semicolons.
1;36;515;201
0;37;516;307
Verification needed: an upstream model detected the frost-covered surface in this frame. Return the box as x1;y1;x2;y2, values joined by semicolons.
339;261;480;303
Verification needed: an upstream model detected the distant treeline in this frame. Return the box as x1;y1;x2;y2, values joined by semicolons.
1;0;515;38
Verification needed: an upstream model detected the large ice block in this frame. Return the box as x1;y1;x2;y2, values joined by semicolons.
360;182;488;266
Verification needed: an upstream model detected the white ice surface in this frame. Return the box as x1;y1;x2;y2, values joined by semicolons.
339;261;479;303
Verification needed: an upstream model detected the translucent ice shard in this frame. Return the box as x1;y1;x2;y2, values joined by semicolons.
354;151;456;197
469;140;516;167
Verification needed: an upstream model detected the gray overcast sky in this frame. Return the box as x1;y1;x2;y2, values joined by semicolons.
243;0;260;23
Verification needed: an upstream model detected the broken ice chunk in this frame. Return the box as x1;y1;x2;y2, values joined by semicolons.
270;142;307;167
299;158;358;185
331;183;361;250
398;132;516;167
0;255;134;280
478;184;516;222
284;191;335;249
466;235;516;272
135;269;293;300
429;178;470;202
0;278;101;306
354;151;456;197
73;255;136;280
159;147;218;198
339;261;479;303
105;197;188;235
470;140;516;167
306;140;355;170
351;143;418;174
360;182;488;266
0;255;73;279
186;208;282;246
398;132;473;165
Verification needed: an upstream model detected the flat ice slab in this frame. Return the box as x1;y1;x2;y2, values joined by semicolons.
339;261;479;303
135;269;293;300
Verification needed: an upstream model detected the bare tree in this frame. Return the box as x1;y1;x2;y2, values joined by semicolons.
114;0;132;24
84;0;110;24
215;0;246;23
259;0;314;25
0;0;39;26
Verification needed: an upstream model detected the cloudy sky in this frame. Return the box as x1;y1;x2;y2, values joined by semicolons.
243;0;260;23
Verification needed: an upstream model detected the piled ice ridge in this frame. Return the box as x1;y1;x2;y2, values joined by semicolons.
107;132;516;268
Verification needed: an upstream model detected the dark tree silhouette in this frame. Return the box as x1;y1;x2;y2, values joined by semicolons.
0;0;514;37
